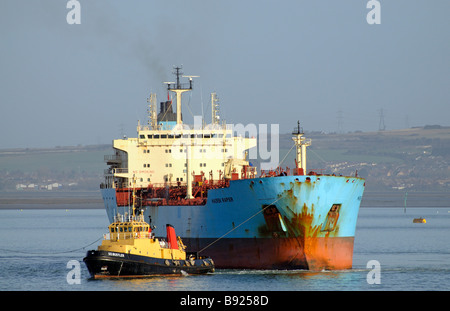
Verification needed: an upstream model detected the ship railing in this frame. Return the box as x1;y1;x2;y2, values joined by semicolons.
113;214;124;222
105;231;153;241
302;138;312;145
137;124;230;133
168;82;191;90
104;155;122;162
112;168;129;174
113;214;139;223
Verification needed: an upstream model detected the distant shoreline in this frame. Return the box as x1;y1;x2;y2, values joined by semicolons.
0;198;103;209
0;198;102;205
0;191;103;209
0;203;104;210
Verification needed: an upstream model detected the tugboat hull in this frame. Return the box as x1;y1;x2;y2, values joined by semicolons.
83;250;214;279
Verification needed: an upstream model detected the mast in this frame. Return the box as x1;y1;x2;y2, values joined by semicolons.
211;92;220;125
147;93;158;130
165;66;197;125
292;121;311;175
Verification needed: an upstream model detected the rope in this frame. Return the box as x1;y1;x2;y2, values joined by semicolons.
0;236;103;255
185;91;195;118
308;148;327;164
277;144;295;168
198;196;283;254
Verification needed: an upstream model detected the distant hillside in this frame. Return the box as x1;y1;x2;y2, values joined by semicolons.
1;126;449;193
0;145;110;191
277;126;450;191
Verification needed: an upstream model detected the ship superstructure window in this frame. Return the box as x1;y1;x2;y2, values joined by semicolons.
200;163;207;167
147;135;152;139
165;163;172;167
140;135;145;139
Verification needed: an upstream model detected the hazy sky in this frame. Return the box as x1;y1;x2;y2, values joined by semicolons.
1;0;449;148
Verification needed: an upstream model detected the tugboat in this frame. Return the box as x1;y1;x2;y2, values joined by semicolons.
83;207;215;279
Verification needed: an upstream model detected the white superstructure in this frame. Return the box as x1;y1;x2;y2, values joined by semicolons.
103;67;256;192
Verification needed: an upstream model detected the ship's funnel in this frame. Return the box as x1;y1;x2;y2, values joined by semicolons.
166;224;178;250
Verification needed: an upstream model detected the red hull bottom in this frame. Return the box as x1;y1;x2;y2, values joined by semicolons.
184;237;355;270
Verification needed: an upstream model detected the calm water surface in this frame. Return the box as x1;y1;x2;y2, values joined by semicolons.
0;207;449;291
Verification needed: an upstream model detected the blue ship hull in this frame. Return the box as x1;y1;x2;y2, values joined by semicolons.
101;175;365;270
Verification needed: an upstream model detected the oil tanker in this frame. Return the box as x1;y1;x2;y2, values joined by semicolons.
100;67;365;270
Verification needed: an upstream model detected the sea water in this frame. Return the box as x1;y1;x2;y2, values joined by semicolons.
0;207;449;291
